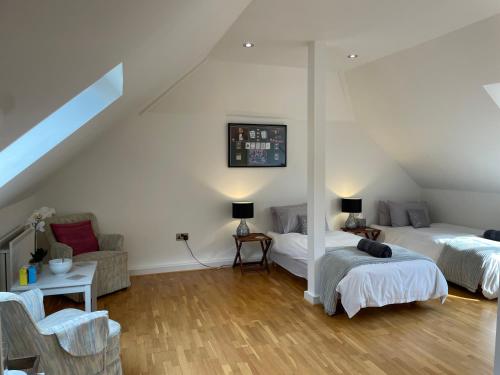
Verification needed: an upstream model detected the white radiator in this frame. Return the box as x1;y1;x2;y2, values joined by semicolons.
0;226;34;291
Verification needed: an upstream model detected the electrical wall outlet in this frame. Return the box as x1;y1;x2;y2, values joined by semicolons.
176;233;189;241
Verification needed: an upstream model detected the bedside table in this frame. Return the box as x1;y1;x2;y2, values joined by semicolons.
232;233;272;274
341;227;381;241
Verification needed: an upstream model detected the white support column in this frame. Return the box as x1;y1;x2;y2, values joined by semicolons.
304;41;327;304
494;298;500;374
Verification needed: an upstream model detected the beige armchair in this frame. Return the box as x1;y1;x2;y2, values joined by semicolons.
45;213;130;300
0;289;122;375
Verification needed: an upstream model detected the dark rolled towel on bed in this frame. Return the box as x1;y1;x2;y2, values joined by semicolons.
357;238;392;258
484;230;500;242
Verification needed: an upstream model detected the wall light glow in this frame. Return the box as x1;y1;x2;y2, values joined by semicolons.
0;63;124;188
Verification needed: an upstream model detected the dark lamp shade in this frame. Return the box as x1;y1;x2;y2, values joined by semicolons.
341;198;362;213
232;202;254;219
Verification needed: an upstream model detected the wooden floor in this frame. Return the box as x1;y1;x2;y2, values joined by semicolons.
45;266;497;375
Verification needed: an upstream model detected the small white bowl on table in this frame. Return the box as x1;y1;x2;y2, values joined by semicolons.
48;258;73;274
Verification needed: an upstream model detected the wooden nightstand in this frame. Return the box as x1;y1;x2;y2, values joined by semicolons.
232;233;272;274
341;227;381;241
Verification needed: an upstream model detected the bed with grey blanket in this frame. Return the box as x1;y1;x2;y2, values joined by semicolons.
437;237;500;293
320;245;433;315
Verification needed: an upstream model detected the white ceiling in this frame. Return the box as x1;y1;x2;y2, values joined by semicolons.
3;0;500;210
211;0;500;70
0;0;250;209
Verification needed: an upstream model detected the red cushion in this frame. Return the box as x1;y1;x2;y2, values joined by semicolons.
51;220;99;256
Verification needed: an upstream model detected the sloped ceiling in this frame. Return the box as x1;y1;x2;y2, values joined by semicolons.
211;0;500;70
346;14;500;193
0;0;250;209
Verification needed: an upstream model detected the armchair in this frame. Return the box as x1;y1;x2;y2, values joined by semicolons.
45;213;130;300
0;289;122;375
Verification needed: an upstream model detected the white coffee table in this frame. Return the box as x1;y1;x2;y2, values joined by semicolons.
10;261;97;312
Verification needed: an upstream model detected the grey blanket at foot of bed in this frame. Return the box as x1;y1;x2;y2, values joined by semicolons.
320;246;433;316
437;237;500;293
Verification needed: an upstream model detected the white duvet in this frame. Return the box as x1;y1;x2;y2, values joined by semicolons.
268;231;448;317
371;223;500;299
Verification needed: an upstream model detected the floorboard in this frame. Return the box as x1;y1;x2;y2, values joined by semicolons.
45;266;496;374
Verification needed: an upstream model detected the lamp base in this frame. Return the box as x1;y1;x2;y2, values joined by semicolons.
345;213;358;229
236;219;250;237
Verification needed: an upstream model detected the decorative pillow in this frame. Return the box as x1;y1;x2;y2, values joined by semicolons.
297;215;330;235
484;230;500;242
277;205;307;233
387;201;410;227
270;204;307;233
408;209;430;228
270;208;281;233
378;201;391;226
387;201;431;227
298;215;308;235
51;220;99;256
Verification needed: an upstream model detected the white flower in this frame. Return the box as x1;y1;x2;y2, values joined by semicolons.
38;206;56;219
26;207;56;232
35;221;46;232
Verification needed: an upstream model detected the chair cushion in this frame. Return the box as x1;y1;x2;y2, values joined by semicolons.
51;220;100;255
39;308;121;348
73;250;124;264
38;308;85;331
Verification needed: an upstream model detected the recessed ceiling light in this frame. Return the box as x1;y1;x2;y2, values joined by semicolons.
347;54;358;59
243;42;255;48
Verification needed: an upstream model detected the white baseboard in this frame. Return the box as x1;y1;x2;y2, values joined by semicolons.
304;290;320;304
129;255;263;276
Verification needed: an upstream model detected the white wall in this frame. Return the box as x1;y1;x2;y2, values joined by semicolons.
326;120;421;229
345;15;500;232
423;188;500;230
346;14;500;194
0;0;250;210
0;196;36;238
34;59;420;273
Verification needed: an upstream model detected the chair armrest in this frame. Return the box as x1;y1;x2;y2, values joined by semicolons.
39;311;109;356
98;234;124;251
18;289;45;322
50;242;73;259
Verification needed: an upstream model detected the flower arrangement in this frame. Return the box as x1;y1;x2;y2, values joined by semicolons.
26;207;56;266
30;248;48;264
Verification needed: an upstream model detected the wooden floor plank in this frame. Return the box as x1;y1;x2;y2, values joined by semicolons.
45;266;496;374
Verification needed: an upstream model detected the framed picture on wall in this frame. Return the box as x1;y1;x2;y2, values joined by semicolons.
228;123;287;167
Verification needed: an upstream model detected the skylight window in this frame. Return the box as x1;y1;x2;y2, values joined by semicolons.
0;63;123;188
484;82;500;109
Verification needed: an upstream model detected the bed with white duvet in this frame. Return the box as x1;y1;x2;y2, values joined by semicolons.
268;230;448;318
372;223;500;299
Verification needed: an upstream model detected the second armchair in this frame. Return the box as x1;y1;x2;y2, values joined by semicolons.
44;213;130;300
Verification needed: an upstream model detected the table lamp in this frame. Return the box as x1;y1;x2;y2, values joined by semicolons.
341;198;362;229
232;202;254;237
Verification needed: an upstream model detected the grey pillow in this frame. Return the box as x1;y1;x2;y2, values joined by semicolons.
298;215;308;235
408;209;430;228
387;201;431;227
270;203;307;233
387;201;410;227
298;215;331;235
378;201;391;226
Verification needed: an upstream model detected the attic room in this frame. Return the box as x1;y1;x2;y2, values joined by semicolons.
1;0;500;374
